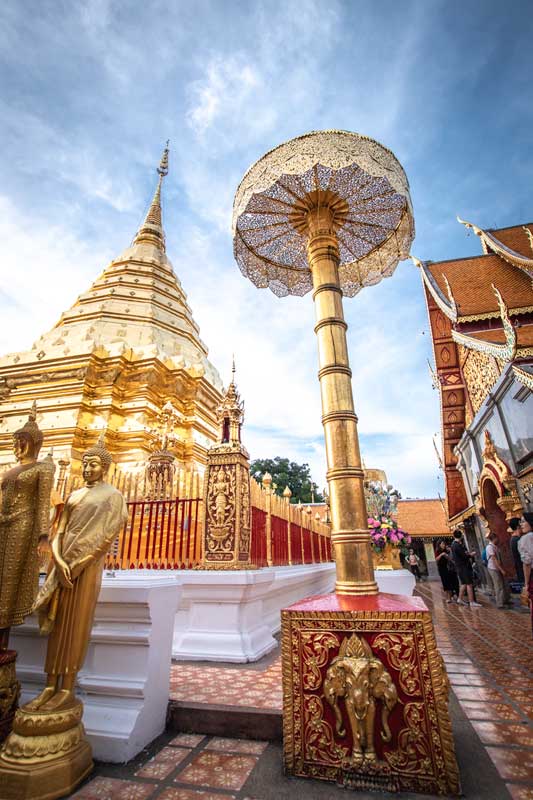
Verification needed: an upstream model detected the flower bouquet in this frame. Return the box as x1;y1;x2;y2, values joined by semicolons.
368;516;411;570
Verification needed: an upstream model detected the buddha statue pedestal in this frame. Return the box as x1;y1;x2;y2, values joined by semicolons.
0;651;20;744
282;593;460;796
0;700;92;800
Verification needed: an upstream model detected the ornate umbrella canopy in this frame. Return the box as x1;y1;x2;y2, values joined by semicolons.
232;130;415;297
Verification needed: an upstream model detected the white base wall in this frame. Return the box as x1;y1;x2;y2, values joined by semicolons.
173;564;335;663
12;572;180;763
375;568;417;596
172;564;415;664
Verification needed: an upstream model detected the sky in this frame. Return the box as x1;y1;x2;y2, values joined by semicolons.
1;0;532;499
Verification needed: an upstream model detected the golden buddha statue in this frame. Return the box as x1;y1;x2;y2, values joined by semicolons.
0;434;127;798
0;402;54;650
26;434;127;713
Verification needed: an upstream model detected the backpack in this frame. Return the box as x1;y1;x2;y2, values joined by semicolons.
481;546;488;567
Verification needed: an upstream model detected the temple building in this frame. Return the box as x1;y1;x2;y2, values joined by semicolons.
419;219;533;562
0;146;223;473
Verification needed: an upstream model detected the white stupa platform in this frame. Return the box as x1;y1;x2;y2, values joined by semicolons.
12;572;179;763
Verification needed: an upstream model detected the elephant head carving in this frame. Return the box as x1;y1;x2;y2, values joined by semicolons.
323;634;398;766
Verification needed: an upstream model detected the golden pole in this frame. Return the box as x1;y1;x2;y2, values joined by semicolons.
306;204;378;596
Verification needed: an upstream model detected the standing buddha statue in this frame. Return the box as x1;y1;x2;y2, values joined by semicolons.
27;433;128;712
0;433;128;798
0;402;54;650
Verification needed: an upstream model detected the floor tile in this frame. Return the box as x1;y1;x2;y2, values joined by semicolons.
458;701;523;721
506;783;533;800
206;737;269;755
72;776;156;799
176;751;258;790
159;790;236;800
453;685;505;702
170;734;206;748
472;722;533;748
486;747;533;781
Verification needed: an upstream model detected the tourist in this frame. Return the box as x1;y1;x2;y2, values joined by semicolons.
407;548;421;582
436;541;457;602
509;517;524;585
451;529;482;607
481;538;494;597
518;512;533;635
486;533;512;609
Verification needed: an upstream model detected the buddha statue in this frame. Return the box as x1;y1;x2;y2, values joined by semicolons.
26;434;127;713
0;402;55;650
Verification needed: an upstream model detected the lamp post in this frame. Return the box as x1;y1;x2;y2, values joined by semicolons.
233;131;414;596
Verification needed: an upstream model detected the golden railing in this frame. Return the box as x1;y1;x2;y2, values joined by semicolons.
45;466;332;570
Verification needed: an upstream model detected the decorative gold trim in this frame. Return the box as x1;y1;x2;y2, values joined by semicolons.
452;284;517;362
457;216;533;279
457;305;533;323
448;505;476;526
513;365;533;391
412;256;457;322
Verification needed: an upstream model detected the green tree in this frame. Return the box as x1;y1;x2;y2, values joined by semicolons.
250;457;324;504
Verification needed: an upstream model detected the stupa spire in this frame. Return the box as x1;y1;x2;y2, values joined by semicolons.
133;141;169;251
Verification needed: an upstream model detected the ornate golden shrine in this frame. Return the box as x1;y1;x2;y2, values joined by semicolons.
479;430;522;520
203;365;252;567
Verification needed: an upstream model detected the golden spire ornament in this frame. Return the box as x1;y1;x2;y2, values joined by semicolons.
133;140;170;250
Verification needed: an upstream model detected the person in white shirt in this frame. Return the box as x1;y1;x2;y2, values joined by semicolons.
486;533;511;609
518;513;533;637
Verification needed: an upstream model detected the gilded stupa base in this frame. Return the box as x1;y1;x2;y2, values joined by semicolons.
0;699;93;800
281;592;460;797
0;650;20;744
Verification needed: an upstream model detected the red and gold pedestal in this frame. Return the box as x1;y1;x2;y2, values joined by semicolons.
0;650;20;744
282;593;460;796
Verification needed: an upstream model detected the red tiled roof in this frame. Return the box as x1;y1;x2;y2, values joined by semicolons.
487;223;533;257
396;499;449;538
426;254;533;318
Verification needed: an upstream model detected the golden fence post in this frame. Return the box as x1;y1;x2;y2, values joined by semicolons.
262;472;273;567
283;486;292;565
298;502;305;564
307;507;315;563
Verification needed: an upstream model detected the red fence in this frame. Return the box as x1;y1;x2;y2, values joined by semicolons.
105;497;202;570
250;506;268;568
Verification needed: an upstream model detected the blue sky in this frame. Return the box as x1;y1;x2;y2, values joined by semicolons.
1;0;532;498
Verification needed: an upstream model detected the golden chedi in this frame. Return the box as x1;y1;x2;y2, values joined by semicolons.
0;144;223;476
0;433;127;800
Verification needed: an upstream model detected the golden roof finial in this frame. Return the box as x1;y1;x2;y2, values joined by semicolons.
134;142;170;251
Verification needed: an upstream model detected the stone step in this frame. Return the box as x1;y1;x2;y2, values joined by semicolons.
167;699;282;741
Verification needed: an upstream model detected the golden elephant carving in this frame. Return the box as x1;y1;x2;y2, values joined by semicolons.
323;633;398;766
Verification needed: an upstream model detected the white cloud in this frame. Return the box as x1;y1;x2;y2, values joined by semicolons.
187;56;261;136
0;196;112;355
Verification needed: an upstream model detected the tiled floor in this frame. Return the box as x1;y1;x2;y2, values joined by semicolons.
169;661;282;711
74;581;533;799
72;736;264;800
416;582;533;799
